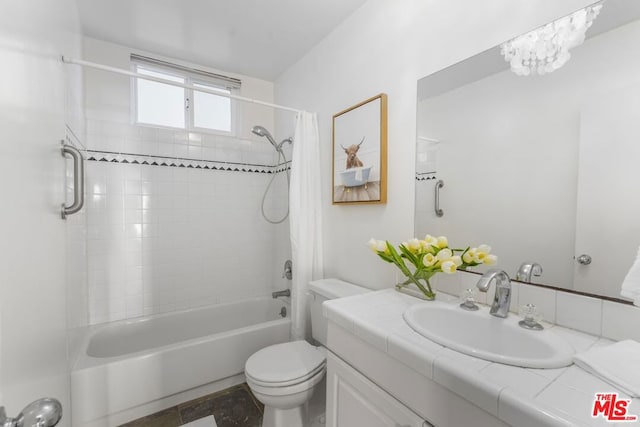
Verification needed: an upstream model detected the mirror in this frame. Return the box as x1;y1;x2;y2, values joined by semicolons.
415;0;640;300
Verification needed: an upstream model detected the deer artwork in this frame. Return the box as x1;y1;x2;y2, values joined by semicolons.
341;137;365;169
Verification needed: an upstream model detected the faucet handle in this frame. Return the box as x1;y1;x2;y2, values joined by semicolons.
518;303;544;330
282;260;293;280
459;288;479;311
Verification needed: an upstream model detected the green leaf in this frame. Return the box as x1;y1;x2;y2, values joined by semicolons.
398;244;420;268
376;253;394;263
386;241;411;276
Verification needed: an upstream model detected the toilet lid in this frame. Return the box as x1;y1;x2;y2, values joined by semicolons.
245;340;326;385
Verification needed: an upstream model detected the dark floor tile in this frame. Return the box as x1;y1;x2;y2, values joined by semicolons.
122;383;264;427
242;384;264;413
179;384;262;427
178;384;242;421
178;394;216;423
118;406;181;427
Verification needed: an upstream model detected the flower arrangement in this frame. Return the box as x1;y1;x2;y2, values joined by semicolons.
368;235;497;300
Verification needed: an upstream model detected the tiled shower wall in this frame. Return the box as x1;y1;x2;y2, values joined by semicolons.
68;38;295;326
80;120;291;325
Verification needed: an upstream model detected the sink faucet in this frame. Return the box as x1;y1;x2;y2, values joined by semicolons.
272;289;291;298
515;262;543;282
476;269;512;318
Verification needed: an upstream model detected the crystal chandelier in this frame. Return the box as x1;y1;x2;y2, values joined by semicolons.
500;2;603;76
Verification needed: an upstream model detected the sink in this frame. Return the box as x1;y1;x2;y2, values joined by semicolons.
403;301;575;368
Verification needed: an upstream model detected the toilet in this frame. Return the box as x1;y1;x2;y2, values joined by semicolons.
245;278;370;427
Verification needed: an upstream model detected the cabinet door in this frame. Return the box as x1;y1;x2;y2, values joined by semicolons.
326;352;432;427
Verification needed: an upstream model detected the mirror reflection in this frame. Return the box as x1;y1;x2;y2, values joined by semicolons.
415;0;640;300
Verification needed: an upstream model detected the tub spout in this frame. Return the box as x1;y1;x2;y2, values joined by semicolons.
272;289;291;298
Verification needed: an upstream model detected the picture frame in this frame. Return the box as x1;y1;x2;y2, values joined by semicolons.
332;93;387;204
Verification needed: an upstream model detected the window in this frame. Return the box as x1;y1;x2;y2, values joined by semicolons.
193;83;231;132
132;55;240;134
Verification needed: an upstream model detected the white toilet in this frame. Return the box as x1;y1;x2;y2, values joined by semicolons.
245;279;369;427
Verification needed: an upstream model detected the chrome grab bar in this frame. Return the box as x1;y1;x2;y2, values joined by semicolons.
61;142;84;219
434;179;444;217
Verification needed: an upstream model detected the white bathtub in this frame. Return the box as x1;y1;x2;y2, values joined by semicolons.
71;297;291;427
340;165;372;187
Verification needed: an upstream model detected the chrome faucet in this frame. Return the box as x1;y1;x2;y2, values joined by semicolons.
515;262;543;282
476;269;512;318
272;289;291;298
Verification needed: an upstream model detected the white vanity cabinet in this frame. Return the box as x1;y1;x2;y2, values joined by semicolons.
326;351;433;427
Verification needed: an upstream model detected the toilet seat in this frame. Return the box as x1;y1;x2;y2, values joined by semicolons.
246;364;326;397
245;341;326;388
246;361;325;388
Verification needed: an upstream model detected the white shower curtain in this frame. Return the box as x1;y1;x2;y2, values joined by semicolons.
290;112;324;340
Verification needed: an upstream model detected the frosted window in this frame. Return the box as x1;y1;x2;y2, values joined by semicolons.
136;67;185;128
193;83;231;132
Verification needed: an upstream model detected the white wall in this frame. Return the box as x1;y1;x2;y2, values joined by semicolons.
0;0;82;422
275;0;595;289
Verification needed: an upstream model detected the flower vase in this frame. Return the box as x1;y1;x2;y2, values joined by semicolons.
395;276;436;301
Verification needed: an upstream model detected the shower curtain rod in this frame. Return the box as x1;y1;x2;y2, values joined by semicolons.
61;56;305;114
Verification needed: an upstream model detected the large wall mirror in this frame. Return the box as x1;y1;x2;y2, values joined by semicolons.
415;0;640;300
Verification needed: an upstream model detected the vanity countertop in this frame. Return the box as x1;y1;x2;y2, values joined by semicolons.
323;289;638;427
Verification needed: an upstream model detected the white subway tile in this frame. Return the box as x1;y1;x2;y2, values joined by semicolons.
124;180;142;195
518;284;557;324
434;273;461;297
555;292;602;336
602;301;640;342
83;134;278;325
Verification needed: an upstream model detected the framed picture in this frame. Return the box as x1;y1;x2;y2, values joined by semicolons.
332;93;387;204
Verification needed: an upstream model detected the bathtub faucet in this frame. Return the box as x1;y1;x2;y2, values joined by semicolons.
272;289;291;298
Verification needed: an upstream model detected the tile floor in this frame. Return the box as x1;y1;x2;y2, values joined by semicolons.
119;383;263;427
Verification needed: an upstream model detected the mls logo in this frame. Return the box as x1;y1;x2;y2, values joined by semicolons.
592;393;638;422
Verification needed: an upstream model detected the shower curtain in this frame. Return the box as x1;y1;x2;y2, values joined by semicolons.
290;112;324;340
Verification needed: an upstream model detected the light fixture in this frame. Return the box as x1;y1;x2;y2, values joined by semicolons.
500;2;604;76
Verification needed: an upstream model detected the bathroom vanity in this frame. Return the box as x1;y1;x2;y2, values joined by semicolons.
323;289;632;427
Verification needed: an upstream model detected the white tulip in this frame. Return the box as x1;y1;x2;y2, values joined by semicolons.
436;248;453;261
437;236;449;248
484;254;498;266
368;238;387;253
441;260;457;274
463;249;476;264
423;253;436;267
405;238;421;253
424;234;438;247
478;244;492;254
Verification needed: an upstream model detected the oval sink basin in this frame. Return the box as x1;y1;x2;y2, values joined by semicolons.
403;302;575;368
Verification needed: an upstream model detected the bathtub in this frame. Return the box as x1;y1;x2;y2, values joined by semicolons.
71;297;290;427
340;165;372;187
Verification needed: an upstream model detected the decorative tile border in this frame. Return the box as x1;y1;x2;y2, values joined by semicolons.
415;172;437;181
85;150;291;174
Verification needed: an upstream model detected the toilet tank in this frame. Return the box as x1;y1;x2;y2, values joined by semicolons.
308;278;370;346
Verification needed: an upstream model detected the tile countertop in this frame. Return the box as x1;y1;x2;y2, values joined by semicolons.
323;289;639;427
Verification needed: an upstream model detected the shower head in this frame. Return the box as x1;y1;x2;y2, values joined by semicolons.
252;125;278;148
